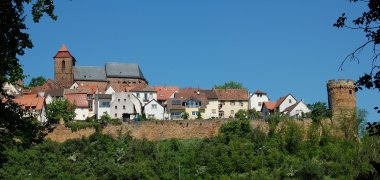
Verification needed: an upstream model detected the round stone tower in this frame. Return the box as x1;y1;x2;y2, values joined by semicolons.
327;79;357;139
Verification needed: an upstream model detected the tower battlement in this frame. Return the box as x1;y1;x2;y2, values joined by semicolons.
327;79;355;90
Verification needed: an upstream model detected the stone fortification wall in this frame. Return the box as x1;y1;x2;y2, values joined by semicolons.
46;119;315;142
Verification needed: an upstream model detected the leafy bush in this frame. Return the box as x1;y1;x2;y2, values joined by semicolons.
65;121;100;132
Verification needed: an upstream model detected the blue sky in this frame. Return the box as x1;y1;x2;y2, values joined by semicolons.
21;1;379;122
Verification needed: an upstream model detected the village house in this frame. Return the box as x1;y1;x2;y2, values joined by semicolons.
214;89;249;118
261;94;310;118
129;86;157;106
12;94;47;122
3;82;22;96
64;90;90;120
144;99;165;120
44;89;64;104
283;100;311;118
95;94;112;119
110;92;142;121
167;88;208;120
201;90;219;119
249;90;269;111
152;86;179;105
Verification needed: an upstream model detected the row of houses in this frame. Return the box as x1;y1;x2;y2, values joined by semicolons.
3;81;311;122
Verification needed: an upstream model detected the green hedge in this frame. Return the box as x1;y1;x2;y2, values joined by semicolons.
65;121;100;132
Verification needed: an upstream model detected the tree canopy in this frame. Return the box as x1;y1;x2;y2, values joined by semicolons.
46;99;76;124
335;0;380;152
0;0;56;94
28;76;46;87
214;81;245;89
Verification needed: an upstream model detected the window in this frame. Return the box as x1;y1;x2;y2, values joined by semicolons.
231;110;234;115
144;93;148;100
124;99;126;102
349;90;352;94
83;114;85;118
87;95;93;100
240;101;243;107
115;113;117;117
289;99;292;103
115;106;117;110
101;102;110;107
258;102;262;106
118;99;120;102
212;109;216;114
61;60;65;72
192;111;198;115
258;94;262;97
89;103;93;109
152;104;157;109
148;114;155;119
123;105;125;110
185;100;200;108
230;101;235;106
136;93;140;98
172;100;181;105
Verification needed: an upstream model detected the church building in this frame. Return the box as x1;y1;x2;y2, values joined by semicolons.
53;44;148;92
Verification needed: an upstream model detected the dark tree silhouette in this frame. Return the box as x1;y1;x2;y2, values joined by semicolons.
0;0;57;166
334;0;380;174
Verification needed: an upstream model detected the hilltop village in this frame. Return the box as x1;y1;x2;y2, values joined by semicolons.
2;45;356;123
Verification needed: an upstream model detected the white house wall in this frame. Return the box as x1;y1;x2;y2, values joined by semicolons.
249;94;269;111
144;100;165;120
278;95;297;112
289;102;311;117
204;100;219;119
96;99;111;119
75;108;90;120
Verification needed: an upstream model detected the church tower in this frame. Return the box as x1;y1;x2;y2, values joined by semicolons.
327;79;357;139
54;44;76;88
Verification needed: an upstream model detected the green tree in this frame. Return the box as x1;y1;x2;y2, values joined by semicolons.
334;1;380;143
0;100;48;166
0;0;57;95
308;102;332;123
181;112;189;120
0;0;57;166
197;110;202;119
28;76;46;87
214;81;245;89
356;108;368;138
46;99;76;124
235;109;248;120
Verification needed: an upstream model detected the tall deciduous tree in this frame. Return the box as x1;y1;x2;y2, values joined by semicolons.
0;0;57;93
46;99;76;124
0;0;57;166
335;2;380;167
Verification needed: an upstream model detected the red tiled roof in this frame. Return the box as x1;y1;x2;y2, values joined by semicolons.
255;90;267;94
263;101;277;110
13;94;45;111
29;79;62;93
213;89;248;101
64;94;88;108
275;95;288;108
78;85;97;94
64;88;92;95
152;86;179;101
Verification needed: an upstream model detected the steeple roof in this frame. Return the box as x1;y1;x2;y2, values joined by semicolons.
58;44;68;51
54;44;74;59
